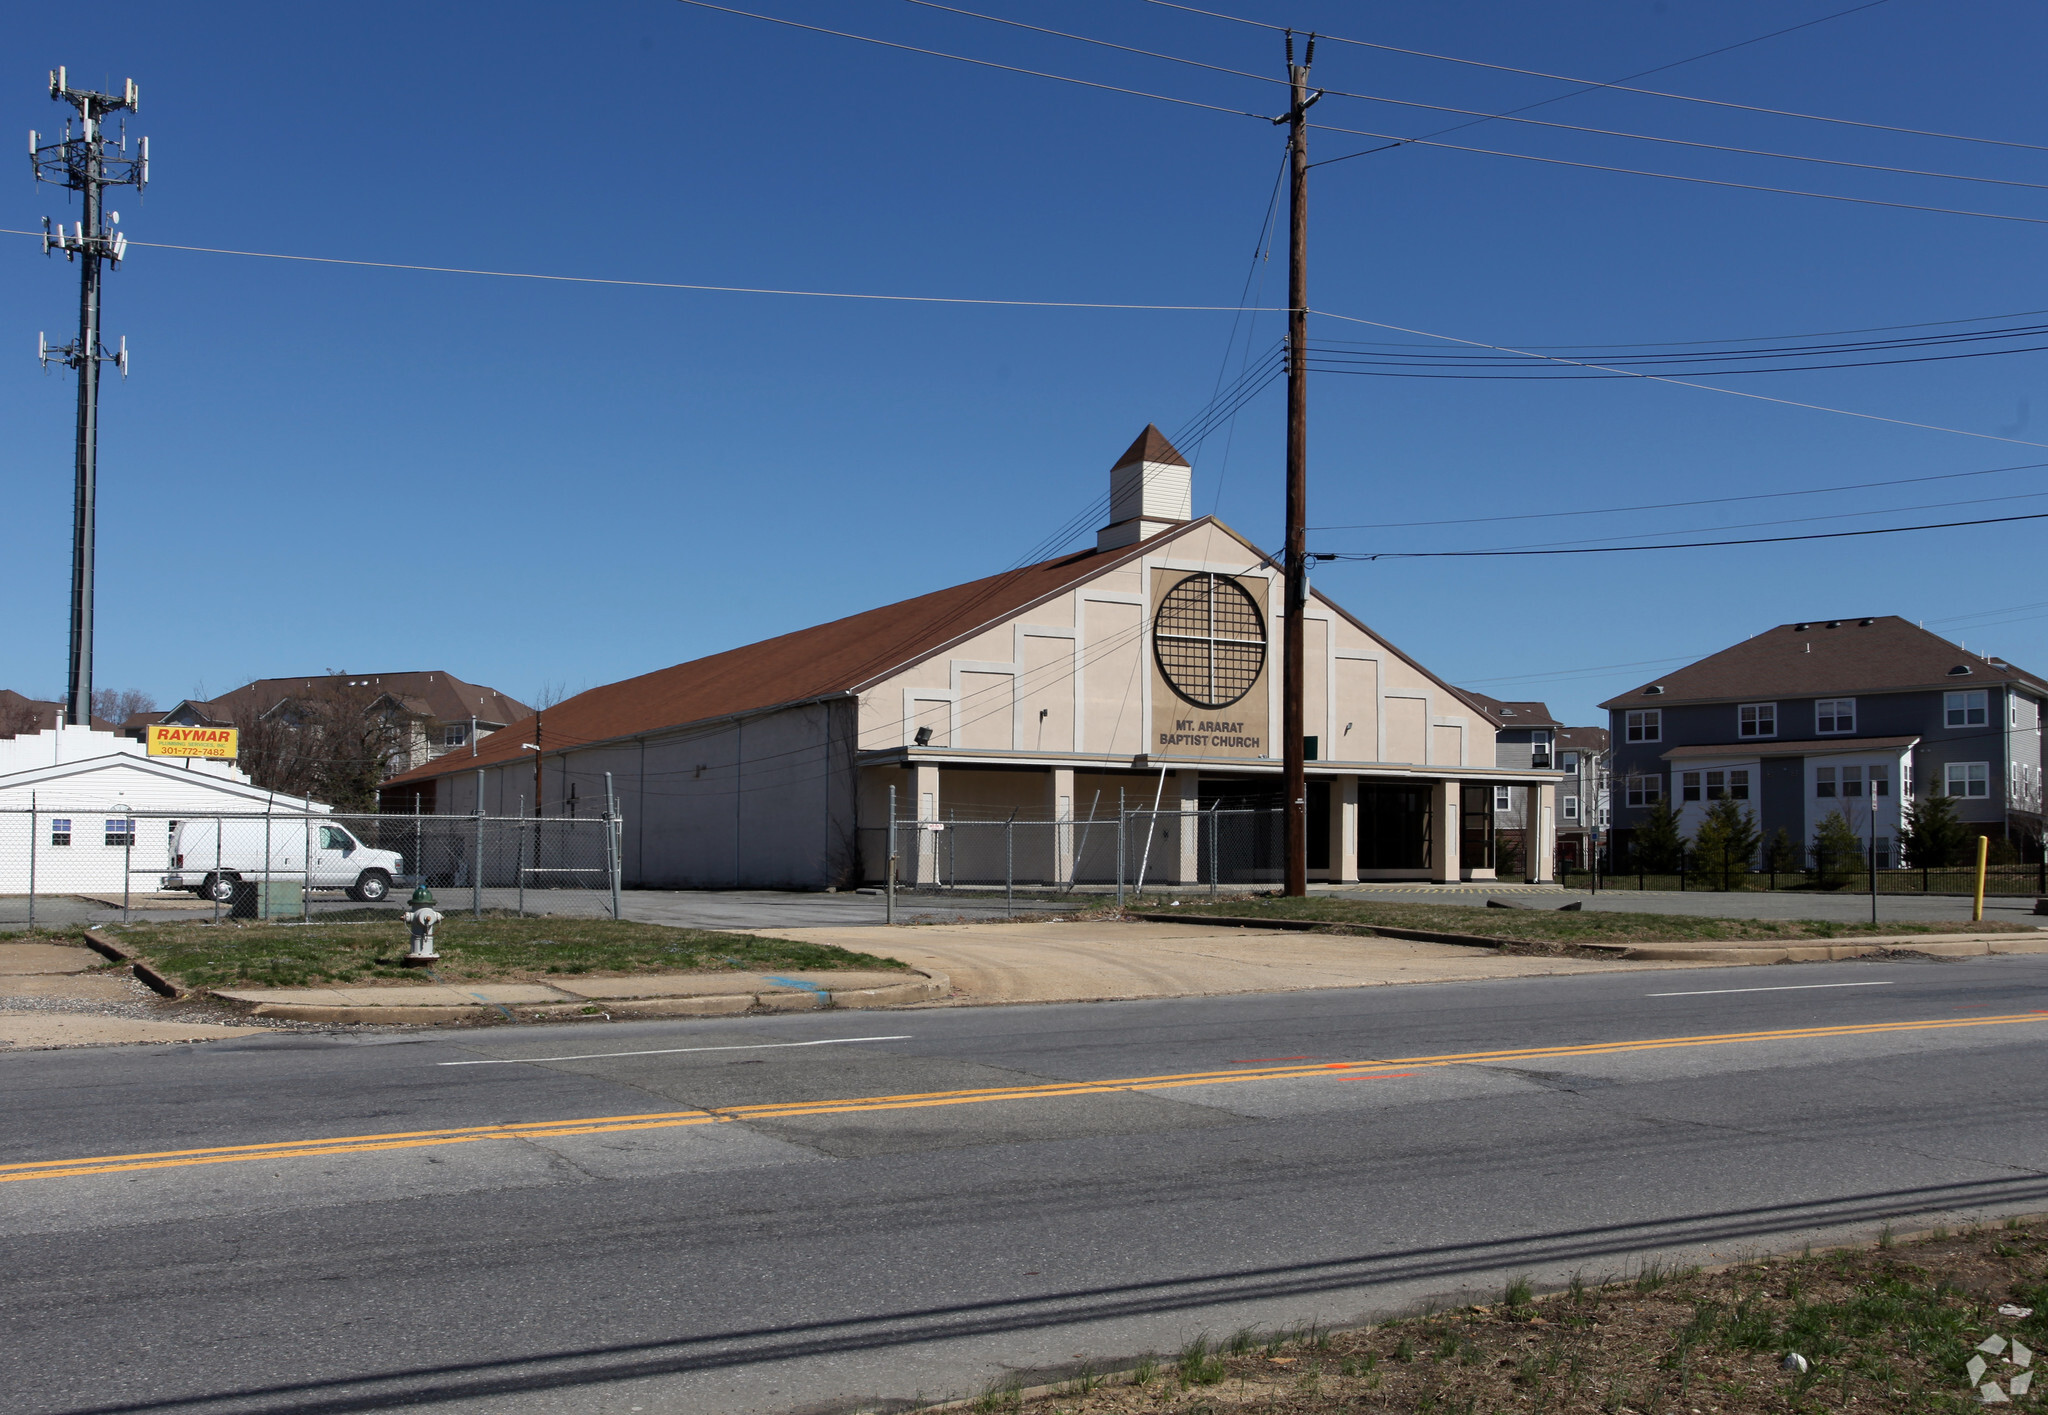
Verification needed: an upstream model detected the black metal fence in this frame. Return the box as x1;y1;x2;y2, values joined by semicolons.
1562;848;2045;896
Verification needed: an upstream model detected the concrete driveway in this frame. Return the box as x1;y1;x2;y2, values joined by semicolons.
750;920;1711;1005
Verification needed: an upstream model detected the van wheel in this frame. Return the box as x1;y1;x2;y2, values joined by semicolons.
350;870;392;903
201;874;238;904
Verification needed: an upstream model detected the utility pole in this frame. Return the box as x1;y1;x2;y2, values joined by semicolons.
33;68;146;732
1277;34;1318;897
533;714;544;817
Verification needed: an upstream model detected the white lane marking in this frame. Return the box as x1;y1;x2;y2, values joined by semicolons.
1646;981;1895;998
438;1035;913;1066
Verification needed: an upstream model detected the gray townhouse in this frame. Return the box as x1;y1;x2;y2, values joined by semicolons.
1603;617;2047;867
1466;694;1608;870
1553;725;1610;870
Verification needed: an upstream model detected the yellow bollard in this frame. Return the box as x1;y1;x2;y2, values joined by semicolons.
1972;833;1990;922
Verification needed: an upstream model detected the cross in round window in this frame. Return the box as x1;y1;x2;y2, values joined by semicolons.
1153;572;1268;709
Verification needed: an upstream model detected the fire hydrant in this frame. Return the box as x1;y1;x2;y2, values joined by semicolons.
403;884;442;967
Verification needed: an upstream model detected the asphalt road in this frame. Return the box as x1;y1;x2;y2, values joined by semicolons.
6;954;2048;1415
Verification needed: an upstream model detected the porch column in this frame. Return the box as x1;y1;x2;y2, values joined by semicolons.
1336;774;1359;882
1432;779;1462;883
913;761;940;887
1050;766;1075;884
1175;769;1201;884
1528;781;1556;883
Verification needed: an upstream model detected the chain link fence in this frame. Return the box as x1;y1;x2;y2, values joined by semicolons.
857;806;1290;913
0;807;622;928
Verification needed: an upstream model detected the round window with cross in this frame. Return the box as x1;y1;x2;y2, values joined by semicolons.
1152;572;1268;710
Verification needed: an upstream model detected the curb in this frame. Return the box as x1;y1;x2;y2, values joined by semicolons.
82;929;185;999
223;969;950;1026
1132;913;1531;950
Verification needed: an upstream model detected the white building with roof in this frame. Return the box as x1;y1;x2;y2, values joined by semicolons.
0;726;326;894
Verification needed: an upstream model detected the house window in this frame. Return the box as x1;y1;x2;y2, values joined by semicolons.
1945;690;1988;727
1738;703;1777;738
1494;785;1511;812
1719;769;1751;800
1945;761;1990;798
1625;774;1662;807
1816;766;1836;798
1869;765;1890;797
1562;795;1580;820
1841;765;1864;797
443;722;469;747
1560;751;1579;772
49;818;71;847
105;818;135;847
1530;731;1552;769
1816;699;1856;734
1625;709;1661;743
1682;771;1703;802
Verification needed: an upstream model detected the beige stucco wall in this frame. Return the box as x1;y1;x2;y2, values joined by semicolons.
855;519;1490;773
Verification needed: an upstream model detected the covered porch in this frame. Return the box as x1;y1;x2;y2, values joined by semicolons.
855;751;1561;888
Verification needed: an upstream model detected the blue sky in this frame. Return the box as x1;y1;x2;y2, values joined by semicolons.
7;0;2048;726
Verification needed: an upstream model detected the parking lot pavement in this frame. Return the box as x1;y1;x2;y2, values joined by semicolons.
619;889;1082;930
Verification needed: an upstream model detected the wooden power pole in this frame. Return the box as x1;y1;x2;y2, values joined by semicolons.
1280;34;1317;897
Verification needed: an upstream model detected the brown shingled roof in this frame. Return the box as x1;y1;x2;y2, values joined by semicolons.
168;672;531;730
1114;424;1189;469
1460;691;1562;729
1600;616;2048;709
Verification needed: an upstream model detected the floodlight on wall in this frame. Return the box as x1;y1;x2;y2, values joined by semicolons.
913;726;933;746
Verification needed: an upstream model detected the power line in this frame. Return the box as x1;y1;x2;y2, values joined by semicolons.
1304;116;2048;227
1139;0;2048;156
1311;458;2048;531
0;229;1286;315
1310;87;2048;193
1308;305;2048;449
669;0;1264;119
1301;337;2048;379
897;1;2045;200
1419;487;2048;555
1330;509;2048;560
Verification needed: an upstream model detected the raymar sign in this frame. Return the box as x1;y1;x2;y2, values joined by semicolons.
146;725;238;759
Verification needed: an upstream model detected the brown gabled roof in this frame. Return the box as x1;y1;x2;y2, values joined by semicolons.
1460;691;1562;729
1662;734;1919;761
0;690;117;736
168;672;531;730
384;523;1193;786
1600;616;2048;709
1115;424;1188;469
1557;725;1610;753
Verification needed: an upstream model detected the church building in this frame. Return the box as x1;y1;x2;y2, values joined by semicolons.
382;428;1560;888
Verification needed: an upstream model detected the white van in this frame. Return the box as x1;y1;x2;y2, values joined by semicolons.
161;819;404;903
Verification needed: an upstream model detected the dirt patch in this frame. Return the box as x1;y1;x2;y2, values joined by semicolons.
1148;895;2039;945
953;1221;2048;1414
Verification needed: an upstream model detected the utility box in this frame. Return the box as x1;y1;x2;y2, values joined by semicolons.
229;880;305;920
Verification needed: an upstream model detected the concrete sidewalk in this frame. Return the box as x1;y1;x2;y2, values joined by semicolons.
0;940;262;1049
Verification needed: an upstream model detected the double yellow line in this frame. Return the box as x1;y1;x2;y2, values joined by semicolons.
5;1011;2043;1186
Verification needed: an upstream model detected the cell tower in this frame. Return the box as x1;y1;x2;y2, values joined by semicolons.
32;67;147;730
